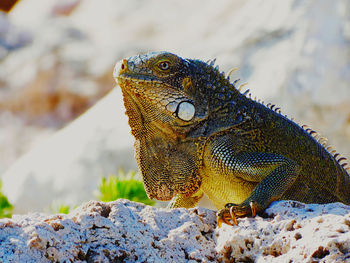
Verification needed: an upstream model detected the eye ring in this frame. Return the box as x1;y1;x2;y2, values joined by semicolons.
158;61;170;71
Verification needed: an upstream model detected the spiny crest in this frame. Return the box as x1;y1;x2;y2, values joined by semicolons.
231;77;285;115
226;67;239;80
301;124;350;172
253;97;289;120
207;59;235;79
205;58;230;83
206;58;217;67
225;65;285;115
264;103;283;115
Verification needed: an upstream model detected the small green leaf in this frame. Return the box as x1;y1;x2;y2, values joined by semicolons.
96;170;155;206
50;202;73;214
0;180;13;218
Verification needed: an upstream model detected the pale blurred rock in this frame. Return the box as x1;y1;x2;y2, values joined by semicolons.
0;112;54;175
0;11;31;60
0;200;349;262
2;89;137;213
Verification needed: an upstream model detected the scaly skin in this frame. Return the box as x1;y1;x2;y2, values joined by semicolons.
114;51;350;226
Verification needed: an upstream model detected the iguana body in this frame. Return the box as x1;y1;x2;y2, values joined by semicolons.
114;51;350;226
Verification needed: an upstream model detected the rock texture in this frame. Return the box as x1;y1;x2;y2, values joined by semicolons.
0;200;217;262
217;201;350;263
0;200;349;262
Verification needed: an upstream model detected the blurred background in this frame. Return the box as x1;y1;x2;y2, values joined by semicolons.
0;0;349;214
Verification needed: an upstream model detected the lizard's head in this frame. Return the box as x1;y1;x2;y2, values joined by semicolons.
114;51;235;201
114;51;212;139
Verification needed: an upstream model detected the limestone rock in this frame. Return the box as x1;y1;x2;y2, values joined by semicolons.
0;200;218;262
0;200;349;262
217;201;350;262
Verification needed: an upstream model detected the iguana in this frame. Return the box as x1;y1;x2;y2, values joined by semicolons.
114;51;350;227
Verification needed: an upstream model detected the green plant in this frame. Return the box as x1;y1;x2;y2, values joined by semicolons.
0;180;13;218
49;202;73;214
97;170;155;206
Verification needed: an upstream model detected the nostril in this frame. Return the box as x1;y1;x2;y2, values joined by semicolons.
120;59;128;72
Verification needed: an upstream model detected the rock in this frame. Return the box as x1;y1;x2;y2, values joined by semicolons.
217;201;350;262
0;11;31;59
1;89;137;213
0;199;218;262
0;200;349;262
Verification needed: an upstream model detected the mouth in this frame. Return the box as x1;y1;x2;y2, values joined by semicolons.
114;58;158;84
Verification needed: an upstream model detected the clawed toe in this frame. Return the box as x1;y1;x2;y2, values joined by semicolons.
217;210;235;228
250;200;257;217
216;206;238;228
217;201;259;227
229;206;238;225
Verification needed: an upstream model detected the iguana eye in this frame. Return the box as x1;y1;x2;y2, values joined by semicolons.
158;61;170;71
176;101;195;121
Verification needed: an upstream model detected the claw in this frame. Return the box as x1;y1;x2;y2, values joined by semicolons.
217;206;237;228
217;215;233;228
217;201;260;227
250;201;257;217
217;216;223;228
229;206;238;225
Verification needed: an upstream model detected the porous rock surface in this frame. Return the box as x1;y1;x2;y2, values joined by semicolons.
0;200;217;263
1;200;349;262
217;201;350;263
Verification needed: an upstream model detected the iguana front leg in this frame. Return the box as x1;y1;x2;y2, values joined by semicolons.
204;142;300;226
